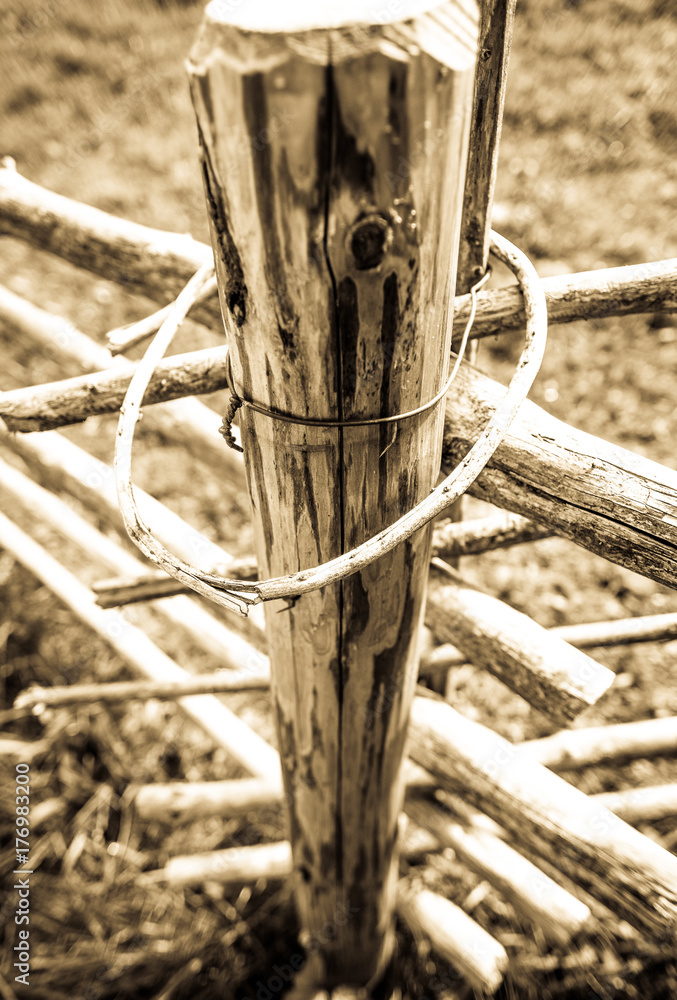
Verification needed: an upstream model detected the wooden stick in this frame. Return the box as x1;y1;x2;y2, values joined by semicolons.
423;610;677;674
441;360;677;590
523;716;677;772
426;561;614;724
0;282;241;475
408;696;677;940
0;450;267;668
594;784;677;824
188;3;479;985
432;511;552;559
0;509;280;784
161;841;293;888
134;778;284;823
0;426;266;640
0;345;229;433
396;884;508;995
456;0;516;295
2;165;675;339
462;256;677;340
14;672;270;712
405;794;592;945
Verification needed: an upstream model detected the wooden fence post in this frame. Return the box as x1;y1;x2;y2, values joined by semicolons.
188;2;478;987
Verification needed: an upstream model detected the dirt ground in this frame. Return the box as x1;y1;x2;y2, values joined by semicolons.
1;1;677;998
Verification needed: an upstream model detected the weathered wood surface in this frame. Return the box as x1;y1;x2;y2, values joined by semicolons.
426;562;614;723
0;346;228;432
0;283;242;479
188;3;478;986
442;361;677;590
432;510;551;559
456;0;516;295
421;609;677;674
1;166;675;340
406;794;592;945
408;697;677;940
396;884;508;994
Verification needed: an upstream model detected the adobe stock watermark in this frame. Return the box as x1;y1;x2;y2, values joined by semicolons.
243;899;361;1000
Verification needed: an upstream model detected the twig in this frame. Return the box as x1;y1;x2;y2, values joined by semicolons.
106;275;218;355
432;511;552;559
14;671;270;713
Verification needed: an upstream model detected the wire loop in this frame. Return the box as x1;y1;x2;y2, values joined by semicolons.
218;268;491;449
115;232;547;617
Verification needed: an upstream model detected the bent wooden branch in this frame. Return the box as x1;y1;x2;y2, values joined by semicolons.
426;561;614;724
408;697;677;940
1;165;675;338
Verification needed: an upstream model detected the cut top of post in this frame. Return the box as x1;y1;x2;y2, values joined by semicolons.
196;0;478;70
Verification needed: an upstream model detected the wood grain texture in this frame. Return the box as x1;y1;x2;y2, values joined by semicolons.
408;697;677;940
188;2;478;986
456;0;516;294
442;361;677;589
426;562;615;723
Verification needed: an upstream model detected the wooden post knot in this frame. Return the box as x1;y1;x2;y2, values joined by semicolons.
347;213;393;271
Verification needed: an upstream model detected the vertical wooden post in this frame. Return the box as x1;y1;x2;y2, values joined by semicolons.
426;0;515;697
188;2;478;987
456;0;516;295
